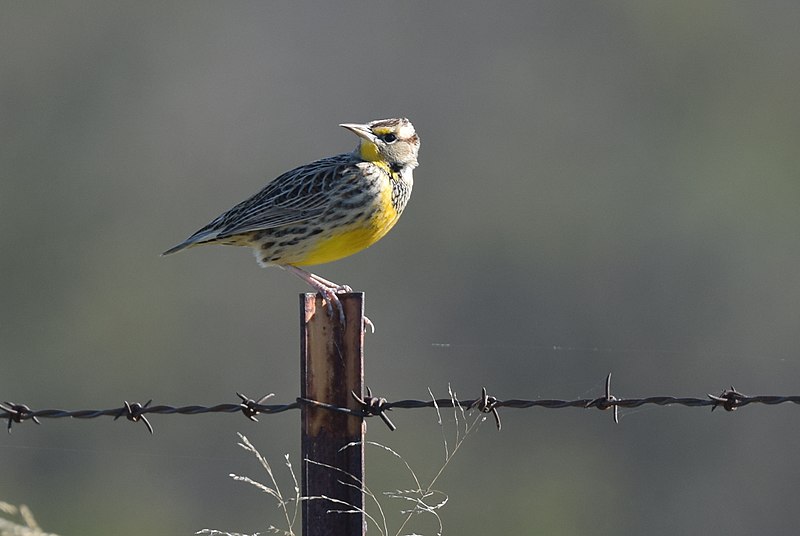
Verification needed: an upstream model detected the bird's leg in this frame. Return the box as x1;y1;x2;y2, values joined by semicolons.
282;265;374;332
283;265;345;324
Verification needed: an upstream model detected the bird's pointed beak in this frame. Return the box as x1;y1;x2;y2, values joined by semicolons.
339;122;374;141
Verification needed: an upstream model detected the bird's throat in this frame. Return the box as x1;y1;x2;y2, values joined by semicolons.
358;140;381;162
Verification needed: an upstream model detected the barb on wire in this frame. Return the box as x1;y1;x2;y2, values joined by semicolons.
3;377;800;433
114;400;154;434
237;392;275;422
585;373;619;424
352;387;396;431
468;387;501;430
1;402;40;432
708;386;745;412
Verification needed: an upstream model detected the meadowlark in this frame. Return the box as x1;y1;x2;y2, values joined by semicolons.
163;117;420;329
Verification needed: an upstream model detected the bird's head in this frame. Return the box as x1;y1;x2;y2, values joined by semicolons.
340;118;420;170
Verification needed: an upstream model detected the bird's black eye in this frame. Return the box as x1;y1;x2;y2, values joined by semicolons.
380;133;397;143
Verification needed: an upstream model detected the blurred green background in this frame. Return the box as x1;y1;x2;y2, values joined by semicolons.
2;2;800;534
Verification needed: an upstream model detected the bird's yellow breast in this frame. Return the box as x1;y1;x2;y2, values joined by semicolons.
293;184;399;266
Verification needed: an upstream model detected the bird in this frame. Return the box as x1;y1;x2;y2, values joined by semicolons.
162;117;420;330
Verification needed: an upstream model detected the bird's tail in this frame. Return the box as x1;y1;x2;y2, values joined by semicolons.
162;226;227;256
161;241;192;256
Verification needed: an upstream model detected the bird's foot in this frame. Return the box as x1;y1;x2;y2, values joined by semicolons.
284;266;374;332
316;286;375;332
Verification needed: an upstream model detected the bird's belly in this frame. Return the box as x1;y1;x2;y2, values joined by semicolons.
295;227;381;266
294;195;399;266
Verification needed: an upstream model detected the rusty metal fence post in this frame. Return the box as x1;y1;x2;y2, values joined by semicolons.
300;292;366;536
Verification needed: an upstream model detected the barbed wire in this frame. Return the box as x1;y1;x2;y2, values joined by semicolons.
3;374;800;433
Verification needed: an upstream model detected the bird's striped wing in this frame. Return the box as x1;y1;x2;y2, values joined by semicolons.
212;157;349;235
164;155;353;254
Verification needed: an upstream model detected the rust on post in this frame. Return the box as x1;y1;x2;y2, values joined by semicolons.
300;292;365;536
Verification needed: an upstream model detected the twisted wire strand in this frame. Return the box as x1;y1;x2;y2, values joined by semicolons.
3;377;799;433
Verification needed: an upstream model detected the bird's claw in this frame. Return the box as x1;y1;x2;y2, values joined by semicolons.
320;289;347;326
363;316;375;334
320;290;374;333
333;284;353;293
